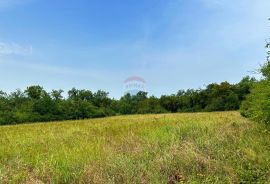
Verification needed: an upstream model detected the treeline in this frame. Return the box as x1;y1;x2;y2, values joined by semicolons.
0;77;256;125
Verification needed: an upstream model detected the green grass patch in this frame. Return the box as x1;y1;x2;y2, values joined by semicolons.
0;112;269;183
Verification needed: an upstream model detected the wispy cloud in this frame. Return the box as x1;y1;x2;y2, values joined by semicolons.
0;42;32;55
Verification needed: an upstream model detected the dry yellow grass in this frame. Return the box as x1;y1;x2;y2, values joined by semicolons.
0;111;270;183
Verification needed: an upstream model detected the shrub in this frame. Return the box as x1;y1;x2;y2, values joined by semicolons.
241;80;270;124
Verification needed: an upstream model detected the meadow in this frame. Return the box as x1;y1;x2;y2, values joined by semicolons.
0;111;269;184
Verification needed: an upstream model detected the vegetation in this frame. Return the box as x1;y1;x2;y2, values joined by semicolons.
0;111;269;183
240;35;270;125
0;77;255;125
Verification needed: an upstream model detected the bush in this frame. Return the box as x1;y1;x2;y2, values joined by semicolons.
0;111;17;125
241;80;270;124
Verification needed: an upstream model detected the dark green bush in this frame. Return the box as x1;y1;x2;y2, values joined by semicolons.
241;80;270;124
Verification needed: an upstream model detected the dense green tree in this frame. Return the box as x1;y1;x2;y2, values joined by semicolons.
51;89;64;101
118;93;133;114
93;90;110;107
25;86;46;99
241;80;270;124
137;96;167;114
237;76;257;101
68;88;80;101
205;82;240;111
240;35;270;124
160;95;180;113
68;88;95;102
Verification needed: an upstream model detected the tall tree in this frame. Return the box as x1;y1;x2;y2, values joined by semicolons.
25;86;46;100
240;19;270;124
51;89;64;101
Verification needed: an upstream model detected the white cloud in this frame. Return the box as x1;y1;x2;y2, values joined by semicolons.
0;42;32;55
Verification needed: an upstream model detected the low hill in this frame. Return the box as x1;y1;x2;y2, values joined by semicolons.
0;112;269;183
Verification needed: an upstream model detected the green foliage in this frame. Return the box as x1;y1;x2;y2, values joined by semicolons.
159;78;254;113
137;96;167;114
25;85;46;99
241;79;270;125
0;78;254;125
205;82;241;111
240;37;270;125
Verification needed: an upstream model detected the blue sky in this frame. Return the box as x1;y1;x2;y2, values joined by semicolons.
0;0;269;98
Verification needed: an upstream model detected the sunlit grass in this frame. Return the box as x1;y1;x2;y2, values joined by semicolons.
0;112;269;183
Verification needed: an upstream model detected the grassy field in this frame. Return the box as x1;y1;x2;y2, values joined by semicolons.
0;111;270;184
